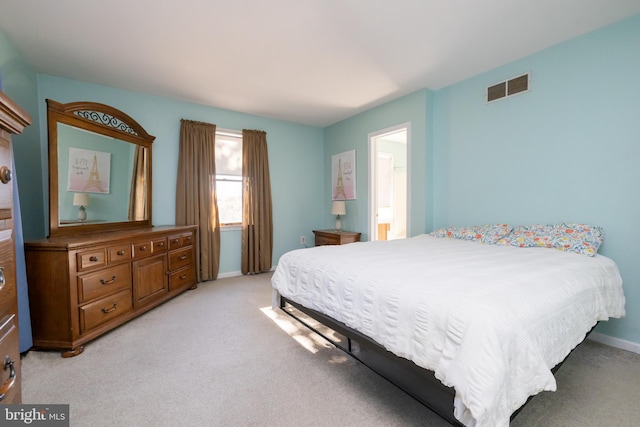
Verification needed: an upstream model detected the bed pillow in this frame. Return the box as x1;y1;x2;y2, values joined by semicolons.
430;224;512;244
496;223;604;256
495;224;555;248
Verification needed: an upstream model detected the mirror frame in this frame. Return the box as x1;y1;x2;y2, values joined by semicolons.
47;99;155;237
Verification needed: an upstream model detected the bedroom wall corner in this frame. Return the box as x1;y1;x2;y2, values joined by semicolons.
323;88;432;240
0;29;46;239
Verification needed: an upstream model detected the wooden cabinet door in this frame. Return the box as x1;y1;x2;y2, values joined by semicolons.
132;253;168;308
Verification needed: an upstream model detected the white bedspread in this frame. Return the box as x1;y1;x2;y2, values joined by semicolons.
271;235;625;427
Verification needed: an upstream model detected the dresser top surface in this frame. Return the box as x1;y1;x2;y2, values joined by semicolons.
25;225;197;249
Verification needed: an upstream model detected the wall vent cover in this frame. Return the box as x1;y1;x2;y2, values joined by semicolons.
487;72;530;103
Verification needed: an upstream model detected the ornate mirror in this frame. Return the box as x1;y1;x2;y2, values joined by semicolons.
46;100;154;237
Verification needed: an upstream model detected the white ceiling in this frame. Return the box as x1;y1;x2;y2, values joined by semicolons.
1;1;639;127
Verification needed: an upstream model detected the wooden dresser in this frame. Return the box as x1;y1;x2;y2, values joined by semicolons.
0;91;31;403
25;225;197;357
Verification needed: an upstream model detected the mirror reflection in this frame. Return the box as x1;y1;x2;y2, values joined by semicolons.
47;99;154;237
57;123;149;226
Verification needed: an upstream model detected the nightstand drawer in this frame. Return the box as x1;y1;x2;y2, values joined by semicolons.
315;235;338;246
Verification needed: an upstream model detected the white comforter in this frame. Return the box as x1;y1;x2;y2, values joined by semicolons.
271;235;625;427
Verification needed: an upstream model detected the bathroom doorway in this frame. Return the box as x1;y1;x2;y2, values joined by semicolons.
368;123;409;241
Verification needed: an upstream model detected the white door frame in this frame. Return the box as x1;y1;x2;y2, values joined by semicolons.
368;122;411;241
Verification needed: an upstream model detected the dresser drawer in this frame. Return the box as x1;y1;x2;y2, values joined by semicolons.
107;244;131;265
181;232;193;247
168;248;193;271
0;315;20;404
152;237;168;253
79;289;132;334
77;263;131;303
168;232;194;250
132;241;152;259
0;240;16;317
169;266;196;291
77;249;107;271
132;237;168;259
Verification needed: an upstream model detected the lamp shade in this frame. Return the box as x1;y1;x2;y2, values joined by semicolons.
73;193;90;207
331;200;346;216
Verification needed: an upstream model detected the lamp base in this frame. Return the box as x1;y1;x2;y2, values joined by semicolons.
334;215;342;232
77;206;87;222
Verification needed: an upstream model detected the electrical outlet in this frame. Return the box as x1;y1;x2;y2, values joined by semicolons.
300;236;306;245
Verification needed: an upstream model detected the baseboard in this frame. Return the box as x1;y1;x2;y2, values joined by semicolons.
217;271;242;279
588;332;640;355
216;266;275;279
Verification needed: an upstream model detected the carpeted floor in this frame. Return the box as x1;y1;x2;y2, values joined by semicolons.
21;273;640;426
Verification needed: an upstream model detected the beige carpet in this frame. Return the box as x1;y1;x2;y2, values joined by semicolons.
22;273;640;426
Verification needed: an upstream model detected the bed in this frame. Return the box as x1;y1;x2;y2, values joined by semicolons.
271;224;625;427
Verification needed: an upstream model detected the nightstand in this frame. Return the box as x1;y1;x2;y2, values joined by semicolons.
313;230;361;246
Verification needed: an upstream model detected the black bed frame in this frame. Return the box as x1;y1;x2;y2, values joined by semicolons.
279;295;584;426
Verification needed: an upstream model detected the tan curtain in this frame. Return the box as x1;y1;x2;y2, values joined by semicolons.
128;145;148;221
176;119;220;282
241;129;273;275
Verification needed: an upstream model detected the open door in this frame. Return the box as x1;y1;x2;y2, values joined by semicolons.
368;123;409;241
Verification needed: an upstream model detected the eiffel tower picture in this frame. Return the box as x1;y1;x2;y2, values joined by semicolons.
83;153;106;193
333;158;347;200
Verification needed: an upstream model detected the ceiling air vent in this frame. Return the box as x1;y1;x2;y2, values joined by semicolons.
487;72;530;103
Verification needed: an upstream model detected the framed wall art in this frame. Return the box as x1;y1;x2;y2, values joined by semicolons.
67;147;111;194
332;149;356;200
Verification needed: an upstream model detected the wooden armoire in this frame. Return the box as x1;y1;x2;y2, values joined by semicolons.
0;90;31;403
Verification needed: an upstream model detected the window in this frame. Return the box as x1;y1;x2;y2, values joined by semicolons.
215;130;242;226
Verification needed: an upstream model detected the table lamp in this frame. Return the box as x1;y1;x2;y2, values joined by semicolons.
331;200;346;232
73;193;90;221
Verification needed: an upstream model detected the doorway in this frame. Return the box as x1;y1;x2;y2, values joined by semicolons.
368;123;409;241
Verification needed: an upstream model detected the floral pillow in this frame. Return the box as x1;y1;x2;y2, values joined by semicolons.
430;224;512;245
495;224;555;248
496;223;604;256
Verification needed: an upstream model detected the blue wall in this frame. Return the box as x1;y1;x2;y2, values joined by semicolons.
431;15;640;344
36;75;325;275
324;89;432;240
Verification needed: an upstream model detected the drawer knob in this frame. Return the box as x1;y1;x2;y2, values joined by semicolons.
99;275;117;285
157;242;164;247
179;274;187;280
89;256;99;262
0;356;16;401
139;246;147;251
0;166;11;184
101;303;118;314
179;254;187;260
117;250;125;256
